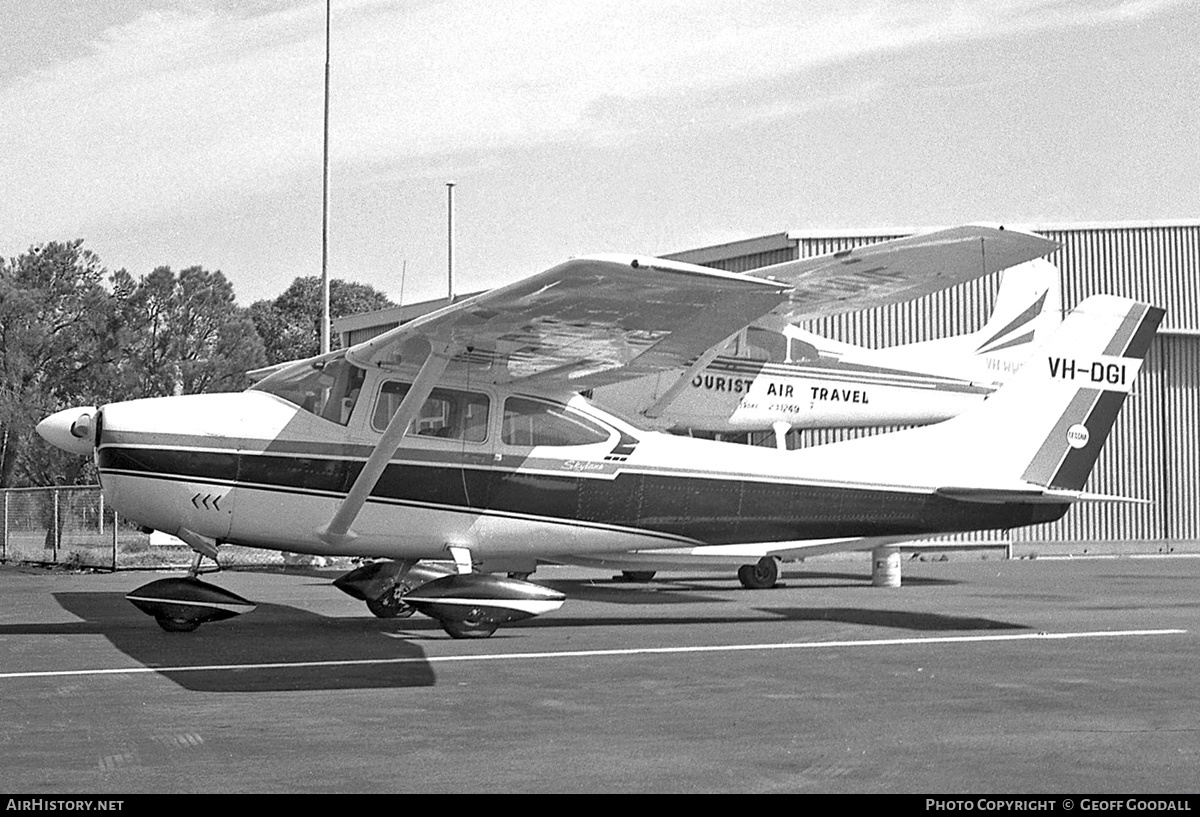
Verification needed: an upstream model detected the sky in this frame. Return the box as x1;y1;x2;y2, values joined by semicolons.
2;0;1198;308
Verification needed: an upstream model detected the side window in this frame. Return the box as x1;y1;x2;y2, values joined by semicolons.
744;327;788;363
372;382;490;442
502;397;613;447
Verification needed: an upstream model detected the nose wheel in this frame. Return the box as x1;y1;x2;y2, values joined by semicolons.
155;616;202;633
441;618;500;639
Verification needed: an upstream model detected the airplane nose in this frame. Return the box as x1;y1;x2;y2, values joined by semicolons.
36;406;99;456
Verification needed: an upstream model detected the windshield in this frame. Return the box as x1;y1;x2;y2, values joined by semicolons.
252;357;367;426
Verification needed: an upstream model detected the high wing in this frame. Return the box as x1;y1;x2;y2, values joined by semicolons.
749;223;1058;329
347;254;789;392
345;224;1058;394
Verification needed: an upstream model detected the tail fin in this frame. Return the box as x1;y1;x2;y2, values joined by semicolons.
850;259;1061;380
807;296;1163;493
1014;297;1162;490
971;258;1062;361
945;294;1162;490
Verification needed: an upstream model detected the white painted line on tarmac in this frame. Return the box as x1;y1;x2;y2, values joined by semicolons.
0;628;1187;681
1036;553;1200;560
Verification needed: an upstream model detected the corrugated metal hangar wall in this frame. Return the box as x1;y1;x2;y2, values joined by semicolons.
665;221;1200;545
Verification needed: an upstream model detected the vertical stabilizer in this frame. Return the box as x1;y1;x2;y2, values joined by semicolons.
943;294;1162;490
850;259;1062;381
1017;298;1162;489
972;259;1062;360
800;295;1163;493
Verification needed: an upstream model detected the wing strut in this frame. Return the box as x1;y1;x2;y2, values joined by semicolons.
642;333;737;420
319;341;455;546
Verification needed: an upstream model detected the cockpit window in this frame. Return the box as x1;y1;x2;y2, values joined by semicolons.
372;382;490;442
502;397;612;447
789;338;821;362
252;357;366;426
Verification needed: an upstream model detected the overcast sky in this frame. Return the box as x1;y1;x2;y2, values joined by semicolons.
3;0;1197;307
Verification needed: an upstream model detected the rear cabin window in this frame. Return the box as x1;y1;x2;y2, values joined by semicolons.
372;382;489;442
502;397;612;447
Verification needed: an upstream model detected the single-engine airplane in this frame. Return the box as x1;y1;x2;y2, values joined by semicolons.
591;257;1062;445
36;224;1162;638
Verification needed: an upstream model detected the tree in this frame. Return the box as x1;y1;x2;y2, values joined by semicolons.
119;265;267;397
0;241;124;487
250;277;394;365
1;245;270;487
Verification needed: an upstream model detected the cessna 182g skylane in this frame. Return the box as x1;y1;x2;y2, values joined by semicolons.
37;225;1163;638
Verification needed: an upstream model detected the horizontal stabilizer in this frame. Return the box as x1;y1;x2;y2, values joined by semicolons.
936;486;1151;505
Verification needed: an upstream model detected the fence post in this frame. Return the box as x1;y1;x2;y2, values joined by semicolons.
53;488;60;563
2;491;7;562
112;509;118;572
99;492;104;537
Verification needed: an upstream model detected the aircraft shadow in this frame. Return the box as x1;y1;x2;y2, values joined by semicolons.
495;606;1026;634
536;570;959;603
44;592;437;692
761;607;1026;631
536;579;730;605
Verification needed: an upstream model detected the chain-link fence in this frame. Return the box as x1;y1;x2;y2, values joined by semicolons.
0;486;305;571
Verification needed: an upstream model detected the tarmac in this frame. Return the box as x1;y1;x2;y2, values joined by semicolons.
0;547;1197;794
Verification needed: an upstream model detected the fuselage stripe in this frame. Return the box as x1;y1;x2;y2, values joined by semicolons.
98;443;1068;545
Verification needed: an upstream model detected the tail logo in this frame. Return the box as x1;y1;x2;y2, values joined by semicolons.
975;290;1049;355
1066;424;1090;449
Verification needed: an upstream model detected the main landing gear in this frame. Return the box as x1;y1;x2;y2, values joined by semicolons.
737;556;780;589
333;558;567;639
332;560;453;619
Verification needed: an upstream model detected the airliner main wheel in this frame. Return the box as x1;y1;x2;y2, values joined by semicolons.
737;557;779;589
619;571;656;582
441;619;500;639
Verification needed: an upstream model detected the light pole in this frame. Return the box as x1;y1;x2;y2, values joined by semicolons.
446;181;456;303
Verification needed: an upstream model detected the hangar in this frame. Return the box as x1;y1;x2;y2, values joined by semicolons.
335;220;1199;548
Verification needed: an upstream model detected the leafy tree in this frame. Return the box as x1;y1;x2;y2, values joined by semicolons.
2;245;269;487
250;277;394;365
118;265;267;397
0;241;123;487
